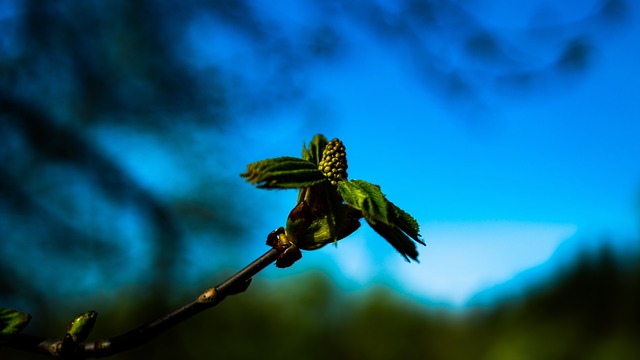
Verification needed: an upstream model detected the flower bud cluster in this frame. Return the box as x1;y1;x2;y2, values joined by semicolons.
318;138;348;185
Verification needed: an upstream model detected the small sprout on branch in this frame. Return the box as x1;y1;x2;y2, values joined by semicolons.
66;311;97;344
241;134;424;264
0;307;31;343
266;226;303;268
59;311;98;356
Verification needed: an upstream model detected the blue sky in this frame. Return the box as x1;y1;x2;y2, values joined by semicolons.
89;0;640;308
3;1;637;310
200;0;640;307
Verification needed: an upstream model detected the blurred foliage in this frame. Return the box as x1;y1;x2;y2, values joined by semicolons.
0;0;250;321
3;244;640;359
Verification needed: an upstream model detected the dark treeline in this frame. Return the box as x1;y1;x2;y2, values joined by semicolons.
3;241;639;359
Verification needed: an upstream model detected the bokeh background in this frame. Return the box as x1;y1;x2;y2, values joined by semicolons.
1;0;639;359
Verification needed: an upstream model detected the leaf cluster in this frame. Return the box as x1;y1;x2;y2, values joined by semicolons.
241;134;424;261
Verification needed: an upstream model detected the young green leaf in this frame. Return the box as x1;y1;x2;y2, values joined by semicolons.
302;134;329;165
0;307;31;341
339;179;423;261
337;180;389;225
368;221;421;262
388;202;424;245
241;156;327;189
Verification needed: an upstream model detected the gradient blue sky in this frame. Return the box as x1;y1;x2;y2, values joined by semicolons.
204;0;640;307
44;1;639;308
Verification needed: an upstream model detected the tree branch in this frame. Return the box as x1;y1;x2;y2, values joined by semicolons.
5;248;279;358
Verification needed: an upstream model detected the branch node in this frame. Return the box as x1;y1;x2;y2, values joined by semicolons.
196;288;219;304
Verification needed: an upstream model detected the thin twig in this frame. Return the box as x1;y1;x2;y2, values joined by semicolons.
6;248;279;358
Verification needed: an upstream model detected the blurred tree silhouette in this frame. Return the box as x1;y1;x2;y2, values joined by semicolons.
0;0;632;358
5;243;640;359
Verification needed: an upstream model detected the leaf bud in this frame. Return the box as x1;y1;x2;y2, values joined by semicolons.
318;138;348;185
